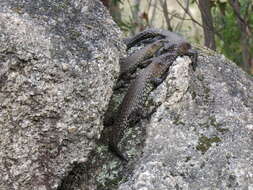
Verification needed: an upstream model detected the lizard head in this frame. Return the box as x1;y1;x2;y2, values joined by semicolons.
176;42;198;70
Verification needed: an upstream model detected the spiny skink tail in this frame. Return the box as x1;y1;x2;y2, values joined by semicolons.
109;140;128;162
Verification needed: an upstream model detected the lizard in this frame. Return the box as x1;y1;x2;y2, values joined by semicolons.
104;40;166;127
124;28;188;50
115;29;198;90
108;41;196;162
123;28;198;70
119;39;165;80
113;39;166;91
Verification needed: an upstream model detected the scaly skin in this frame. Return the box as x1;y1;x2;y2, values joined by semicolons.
124;28;187;50
109;42;193;162
119;40;164;80
106;41;165;126
124;28;198;70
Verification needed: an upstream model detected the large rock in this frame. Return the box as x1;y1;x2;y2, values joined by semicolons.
0;0;124;189
118;48;253;190
1;0;252;189
69;46;253;190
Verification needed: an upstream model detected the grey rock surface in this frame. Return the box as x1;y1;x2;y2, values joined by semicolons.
72;44;253;190
0;0;252;189
0;0;124;189
118;49;253;190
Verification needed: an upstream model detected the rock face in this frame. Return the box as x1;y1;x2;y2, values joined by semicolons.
68;46;253;190
0;0;124;189
118;49;253;190
0;1;252;190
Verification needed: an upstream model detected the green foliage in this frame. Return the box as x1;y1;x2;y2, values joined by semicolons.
109;0;252;70
212;0;253;66
116;19;137;33
213;7;241;63
111;0;122;5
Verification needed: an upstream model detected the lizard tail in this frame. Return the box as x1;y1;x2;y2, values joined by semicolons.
108;141;129;162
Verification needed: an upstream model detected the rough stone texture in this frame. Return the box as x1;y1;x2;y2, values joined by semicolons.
0;0;124;189
118;49;253;190
1;1;252;189
67;46;253;190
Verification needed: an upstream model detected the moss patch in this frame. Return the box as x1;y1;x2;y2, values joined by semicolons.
196;135;221;154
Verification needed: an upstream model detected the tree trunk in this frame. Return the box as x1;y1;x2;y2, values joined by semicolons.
109;1;122;22
198;0;216;50
100;0;110;7
159;0;173;31
228;0;252;73
100;0;122;22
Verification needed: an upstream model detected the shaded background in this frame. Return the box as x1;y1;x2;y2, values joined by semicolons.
100;0;253;75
